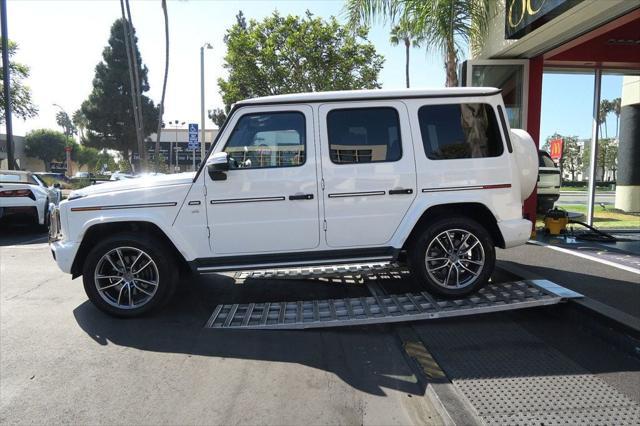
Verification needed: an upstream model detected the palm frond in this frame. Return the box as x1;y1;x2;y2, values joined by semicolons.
343;0;402;28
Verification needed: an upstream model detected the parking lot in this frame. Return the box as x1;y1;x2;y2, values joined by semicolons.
1;223;640;425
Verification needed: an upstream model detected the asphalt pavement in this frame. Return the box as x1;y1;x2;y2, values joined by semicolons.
557;190;615;205
1;225;639;425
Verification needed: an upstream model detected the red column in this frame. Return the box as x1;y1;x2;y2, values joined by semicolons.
523;55;543;231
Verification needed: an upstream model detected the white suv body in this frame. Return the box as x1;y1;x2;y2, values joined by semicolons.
49;88;537;317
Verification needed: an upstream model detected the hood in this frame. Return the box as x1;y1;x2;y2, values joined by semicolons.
68;172;195;199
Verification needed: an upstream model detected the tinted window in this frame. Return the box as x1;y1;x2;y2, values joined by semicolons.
327;107;402;164
418;104;504;160
224;112;305;169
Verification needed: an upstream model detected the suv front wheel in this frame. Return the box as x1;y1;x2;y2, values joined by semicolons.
82;233;178;317
408;217;495;297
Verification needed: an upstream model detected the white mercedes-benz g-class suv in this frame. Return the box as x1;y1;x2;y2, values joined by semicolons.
49;88;538;317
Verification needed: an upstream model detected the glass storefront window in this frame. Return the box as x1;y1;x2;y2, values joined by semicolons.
468;62;527;130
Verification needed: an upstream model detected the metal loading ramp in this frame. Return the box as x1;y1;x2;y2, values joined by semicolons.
205;278;582;330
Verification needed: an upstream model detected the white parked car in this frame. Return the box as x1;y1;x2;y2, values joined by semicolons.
1;170;61;228
537;150;561;212
49;88;538;317
109;171;135;181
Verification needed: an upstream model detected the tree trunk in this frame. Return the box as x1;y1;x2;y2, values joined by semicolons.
445;43;458;87
405;38;410;89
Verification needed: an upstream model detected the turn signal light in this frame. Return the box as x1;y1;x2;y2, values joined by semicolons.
0;189;35;200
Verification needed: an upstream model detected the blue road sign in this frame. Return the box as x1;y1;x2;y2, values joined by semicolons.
188;123;199;150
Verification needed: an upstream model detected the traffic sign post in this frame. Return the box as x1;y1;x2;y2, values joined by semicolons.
188;123;199;171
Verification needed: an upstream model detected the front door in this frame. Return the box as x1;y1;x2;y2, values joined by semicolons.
318;102;417;248
206;105;320;255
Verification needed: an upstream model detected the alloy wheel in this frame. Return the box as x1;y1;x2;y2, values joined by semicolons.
94;246;159;309
424;229;485;289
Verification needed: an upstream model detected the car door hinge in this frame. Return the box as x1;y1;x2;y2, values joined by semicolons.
207;226;211;238
323;220;327;231
202;185;207;196
321;178;325;191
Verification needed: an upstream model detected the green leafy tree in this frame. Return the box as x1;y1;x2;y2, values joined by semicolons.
217;11;384;112
208;108;227;127
80;19;158;166
542;133;582;181
76;146;100;170
582;138;617;182
55;110;76;138
605;140;618;181
0;39;38;122
95;150;117;173
24;129;70;171
347;0;493;87
389;19;423;88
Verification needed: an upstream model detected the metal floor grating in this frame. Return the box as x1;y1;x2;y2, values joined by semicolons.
205;279;581;330
414;316;640;425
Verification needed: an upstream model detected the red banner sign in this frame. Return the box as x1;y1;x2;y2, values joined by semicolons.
549;137;563;160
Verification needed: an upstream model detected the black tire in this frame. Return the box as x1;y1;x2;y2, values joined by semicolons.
82;232;178;318
408;216;495;297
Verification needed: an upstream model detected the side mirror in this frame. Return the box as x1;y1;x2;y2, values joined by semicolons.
207;152;229;181
53;183;61;189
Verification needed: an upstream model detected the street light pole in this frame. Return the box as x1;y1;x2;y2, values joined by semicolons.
1;0;15;170
200;43;212;165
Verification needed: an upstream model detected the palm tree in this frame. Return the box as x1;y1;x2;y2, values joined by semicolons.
598;99;611;139
389;20;423;88
347;0;493;87
155;0;170;170
72;109;88;142
611;97;621;139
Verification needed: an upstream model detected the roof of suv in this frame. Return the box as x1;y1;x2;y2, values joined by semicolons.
236;87;501;107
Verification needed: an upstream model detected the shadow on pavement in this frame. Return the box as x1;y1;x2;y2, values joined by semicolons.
0;219;47;246
73;273;426;396
498;260;640;318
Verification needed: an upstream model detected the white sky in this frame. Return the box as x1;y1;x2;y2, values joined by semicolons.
8;0;447;136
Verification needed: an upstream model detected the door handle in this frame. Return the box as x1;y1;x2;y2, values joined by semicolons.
389;188;413;195
289;193;314;200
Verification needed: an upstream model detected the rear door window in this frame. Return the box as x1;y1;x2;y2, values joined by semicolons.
326;107;402;164
418;103;504;160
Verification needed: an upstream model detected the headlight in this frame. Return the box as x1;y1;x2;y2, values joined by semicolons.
67;191;86;201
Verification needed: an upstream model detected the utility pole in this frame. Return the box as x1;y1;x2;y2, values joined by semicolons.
200;43;212;164
1;0;15;170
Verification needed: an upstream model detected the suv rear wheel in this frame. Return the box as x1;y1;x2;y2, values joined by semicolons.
82;233;178;317
408;217;495;297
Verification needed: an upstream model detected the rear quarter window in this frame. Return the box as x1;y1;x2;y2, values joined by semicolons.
418;103;504;160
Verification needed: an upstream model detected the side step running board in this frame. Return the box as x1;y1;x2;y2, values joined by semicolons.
205;279;582;330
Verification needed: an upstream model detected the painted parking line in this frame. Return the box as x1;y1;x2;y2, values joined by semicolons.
528;240;640;275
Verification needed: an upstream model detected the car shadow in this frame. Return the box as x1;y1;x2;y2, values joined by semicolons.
0;219;47;246
73;272;427;396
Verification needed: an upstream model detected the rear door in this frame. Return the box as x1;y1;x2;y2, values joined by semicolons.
318;101;416;248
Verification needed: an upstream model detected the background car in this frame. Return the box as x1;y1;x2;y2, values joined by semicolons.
0;170;61;228
537;150;561;212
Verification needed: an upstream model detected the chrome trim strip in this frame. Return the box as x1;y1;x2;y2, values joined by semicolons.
422;184;511;193
70;202;178;212
328;191;386;198
197;256;394;273
210;196;286;205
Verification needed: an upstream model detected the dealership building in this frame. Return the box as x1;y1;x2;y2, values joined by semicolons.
464;0;639;223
